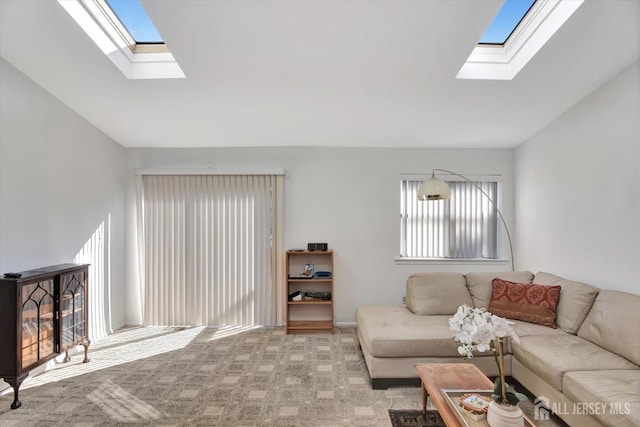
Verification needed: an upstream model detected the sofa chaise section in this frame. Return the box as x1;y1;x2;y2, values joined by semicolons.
356;304;500;388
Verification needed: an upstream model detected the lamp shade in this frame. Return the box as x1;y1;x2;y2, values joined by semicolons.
417;177;451;200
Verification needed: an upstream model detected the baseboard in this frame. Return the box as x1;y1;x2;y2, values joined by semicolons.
335;321;357;327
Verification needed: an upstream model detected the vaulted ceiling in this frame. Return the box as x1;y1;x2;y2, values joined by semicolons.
1;0;638;148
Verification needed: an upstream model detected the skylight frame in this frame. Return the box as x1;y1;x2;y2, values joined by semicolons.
58;0;184;79
457;0;584;80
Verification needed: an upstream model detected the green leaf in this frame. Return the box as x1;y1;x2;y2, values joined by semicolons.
505;392;522;406
492;378;528;405
505;383;528;402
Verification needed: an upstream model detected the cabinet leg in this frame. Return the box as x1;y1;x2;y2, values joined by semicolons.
82;339;91;363
4;375;27;409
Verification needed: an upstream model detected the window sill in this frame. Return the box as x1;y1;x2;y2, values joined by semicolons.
395;257;510;266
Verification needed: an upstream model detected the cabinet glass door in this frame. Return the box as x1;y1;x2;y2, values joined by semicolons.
60;272;86;349
20;280;55;370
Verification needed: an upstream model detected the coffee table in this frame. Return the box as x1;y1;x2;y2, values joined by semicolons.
415;363;494;426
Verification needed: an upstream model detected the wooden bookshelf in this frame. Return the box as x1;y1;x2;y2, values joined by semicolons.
285;250;334;334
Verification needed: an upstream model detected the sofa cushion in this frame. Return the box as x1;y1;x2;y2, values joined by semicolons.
578;290;640;366
489;279;561;328
509;319;567;338
356;305;489;358
511;335;639;391
506;320;566;353
533;272;600;334
563;370;640;427
405;272;473;315
465;271;534;309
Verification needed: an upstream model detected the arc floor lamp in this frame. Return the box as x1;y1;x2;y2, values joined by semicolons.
417;169;514;272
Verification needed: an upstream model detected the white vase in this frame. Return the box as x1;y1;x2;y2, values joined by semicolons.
487;400;525;427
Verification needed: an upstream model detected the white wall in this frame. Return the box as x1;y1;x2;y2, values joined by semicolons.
0;58;127;332
6;54;637;331
515;60;640;293
125;147;515;325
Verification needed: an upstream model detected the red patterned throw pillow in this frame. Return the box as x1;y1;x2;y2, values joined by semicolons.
489;278;561;328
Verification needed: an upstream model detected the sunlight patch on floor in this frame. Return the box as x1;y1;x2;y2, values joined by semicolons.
203;325;266;341
87;379;164;422
19;326;206;390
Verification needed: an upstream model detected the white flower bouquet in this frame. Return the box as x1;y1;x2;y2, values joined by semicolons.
449;304;527;406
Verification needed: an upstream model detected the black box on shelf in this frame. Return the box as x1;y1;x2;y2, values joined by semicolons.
307;243;328;251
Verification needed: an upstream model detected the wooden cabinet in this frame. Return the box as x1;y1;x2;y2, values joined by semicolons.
0;264;90;409
285;250;333;334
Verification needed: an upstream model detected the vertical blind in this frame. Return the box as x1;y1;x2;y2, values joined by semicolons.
400;179;499;259
137;174;284;327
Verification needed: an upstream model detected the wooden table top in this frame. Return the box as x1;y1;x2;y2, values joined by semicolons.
415;363;494;427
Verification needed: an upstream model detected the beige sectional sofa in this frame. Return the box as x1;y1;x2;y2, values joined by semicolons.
356;271;640;427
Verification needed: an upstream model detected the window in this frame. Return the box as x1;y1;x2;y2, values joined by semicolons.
104;0;163;45
400;176;501;260
479;0;536;45
57;0;185;79
457;0;584;80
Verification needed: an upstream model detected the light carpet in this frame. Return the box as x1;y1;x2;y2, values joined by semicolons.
0;326;567;426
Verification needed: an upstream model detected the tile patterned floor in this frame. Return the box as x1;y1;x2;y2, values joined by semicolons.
0;326;567;427
0;327;423;426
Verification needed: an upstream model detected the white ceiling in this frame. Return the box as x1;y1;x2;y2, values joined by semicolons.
1;0;639;149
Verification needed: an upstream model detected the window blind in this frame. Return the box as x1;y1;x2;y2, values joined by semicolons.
400;179;499;259
137;174;284;327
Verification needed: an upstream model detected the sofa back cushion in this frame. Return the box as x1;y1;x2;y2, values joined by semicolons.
489;278;561;328
577;290;640;366
533;272;600;334
465;271;534;309
406;272;473;315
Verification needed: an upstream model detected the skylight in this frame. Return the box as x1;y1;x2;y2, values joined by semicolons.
58;0;185;79
457;0;584;80
104;0;163;44
479;0;536;45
